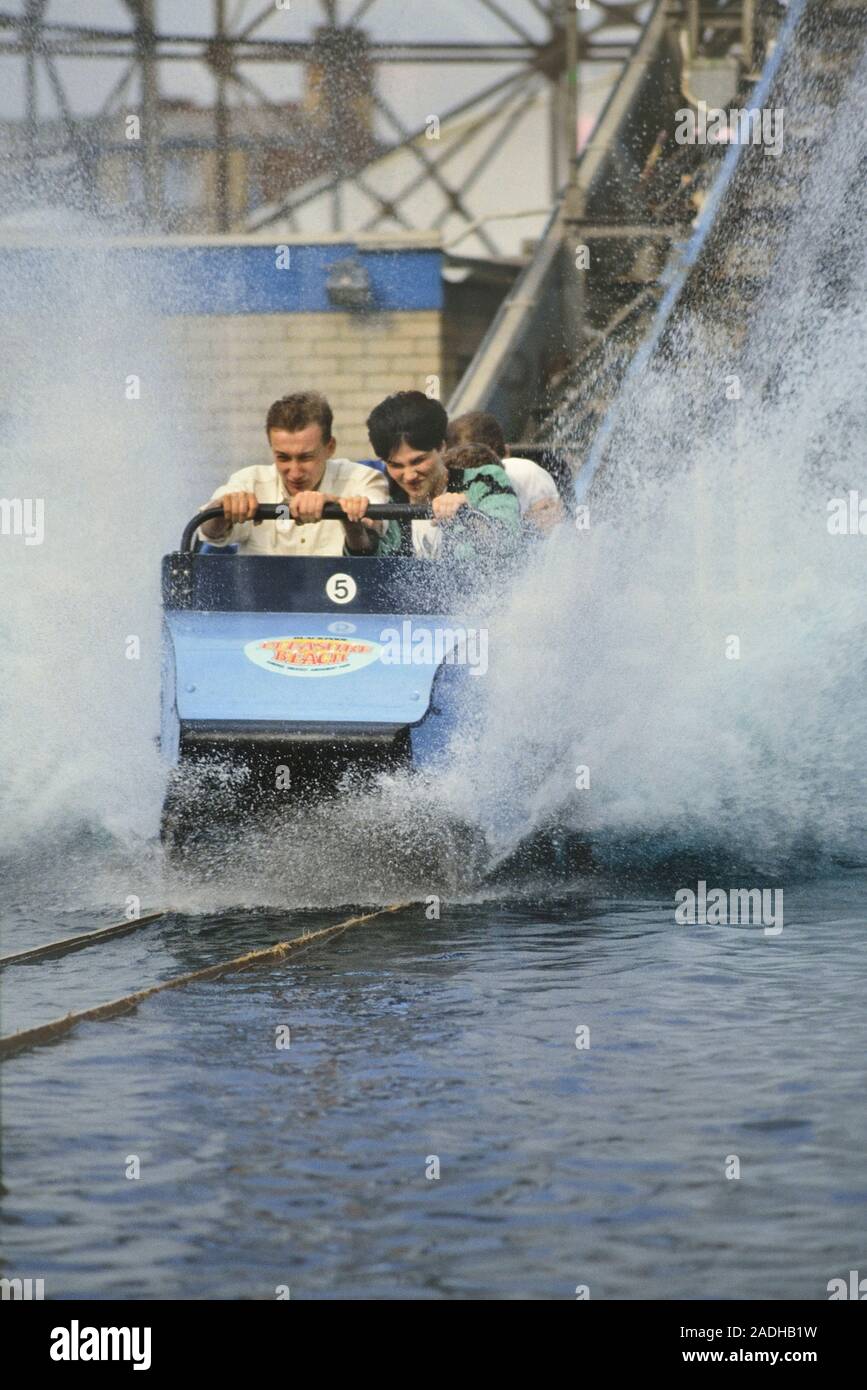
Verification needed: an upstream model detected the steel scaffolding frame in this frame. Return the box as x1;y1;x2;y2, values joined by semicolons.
0;0;755;236
1;0;657;234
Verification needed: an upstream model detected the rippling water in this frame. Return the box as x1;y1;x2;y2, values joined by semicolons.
3;872;866;1300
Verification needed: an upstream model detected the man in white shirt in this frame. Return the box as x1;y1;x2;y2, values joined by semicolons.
445;411;565;534
199;391;388;555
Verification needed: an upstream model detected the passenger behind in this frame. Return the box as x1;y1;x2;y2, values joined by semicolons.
198;390;387;555
365;391;520;559
446;410;565;535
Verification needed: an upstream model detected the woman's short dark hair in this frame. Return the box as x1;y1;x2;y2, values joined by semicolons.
366;391;448;461
446;411;507;459
266;391;333;442
442;443;502;473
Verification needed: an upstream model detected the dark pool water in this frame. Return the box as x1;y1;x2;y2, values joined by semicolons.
3;872;867;1300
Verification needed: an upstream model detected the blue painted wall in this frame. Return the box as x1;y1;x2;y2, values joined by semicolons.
0;242;442;315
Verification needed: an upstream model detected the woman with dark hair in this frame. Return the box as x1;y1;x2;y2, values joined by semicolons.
446;409;565;535
365;391;520;560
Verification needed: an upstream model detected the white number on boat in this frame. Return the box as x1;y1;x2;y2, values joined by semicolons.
326;573;357;605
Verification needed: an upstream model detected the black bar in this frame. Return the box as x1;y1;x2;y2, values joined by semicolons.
5;1299;864;1367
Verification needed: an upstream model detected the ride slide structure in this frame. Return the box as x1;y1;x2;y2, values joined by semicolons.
448;0;867;492
576;0;867;504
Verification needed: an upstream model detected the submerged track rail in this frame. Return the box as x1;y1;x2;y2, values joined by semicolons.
0;912;167;969
0;902;414;1061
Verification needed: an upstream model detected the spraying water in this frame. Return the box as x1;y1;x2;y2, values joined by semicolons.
442;41;867;877
0;229;205;906
2;40;866;913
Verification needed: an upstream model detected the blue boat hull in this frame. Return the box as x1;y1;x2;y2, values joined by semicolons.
159;553;479;854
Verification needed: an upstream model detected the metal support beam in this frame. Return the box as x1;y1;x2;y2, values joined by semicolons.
237;1;283;41
569;223;690;239
549;62;561;201
476;0;538;46
348;0;380;24
370;88;501;253
562;0;583;350
99;60;136;117
22;0;47;192
360;69;529;234
430;78;545;245
131;0;162;228
742;0;757;73
42;49;97;206
687;0;700;59
214;0;230;232
565;0;579;191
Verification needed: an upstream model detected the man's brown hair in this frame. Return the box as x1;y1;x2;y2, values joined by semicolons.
266;391;334;442
442;443;502;474
446;410;507;459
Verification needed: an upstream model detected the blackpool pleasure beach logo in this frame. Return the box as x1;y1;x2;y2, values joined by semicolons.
244;635;381;677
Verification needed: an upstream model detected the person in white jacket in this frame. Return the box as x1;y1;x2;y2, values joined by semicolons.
446;410;564;534
199;392;388;556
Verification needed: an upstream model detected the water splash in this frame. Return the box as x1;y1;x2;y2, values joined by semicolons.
0;228;201;865
3;39;867;915
441;48;867;876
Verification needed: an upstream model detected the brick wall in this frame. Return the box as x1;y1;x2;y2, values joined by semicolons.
165;308;444;479
0;235;518;506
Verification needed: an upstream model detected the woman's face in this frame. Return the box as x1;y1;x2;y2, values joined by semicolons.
386;441;447;501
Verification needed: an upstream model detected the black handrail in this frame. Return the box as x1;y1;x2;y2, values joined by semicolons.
180;501;433;553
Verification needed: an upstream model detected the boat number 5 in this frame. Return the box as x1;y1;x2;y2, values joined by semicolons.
326;573;357;605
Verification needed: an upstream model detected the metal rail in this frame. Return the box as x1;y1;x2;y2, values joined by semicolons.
181;501;432;552
0;902;415;1061
0;912;165;969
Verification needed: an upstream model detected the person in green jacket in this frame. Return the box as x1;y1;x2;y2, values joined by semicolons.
364;391;520;560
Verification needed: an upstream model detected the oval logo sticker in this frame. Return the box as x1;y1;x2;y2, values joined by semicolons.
244;635;381;677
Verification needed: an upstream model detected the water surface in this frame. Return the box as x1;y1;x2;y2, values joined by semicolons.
3;876;865;1300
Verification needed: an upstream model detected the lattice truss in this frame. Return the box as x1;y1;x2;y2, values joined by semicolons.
0;1;654;245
